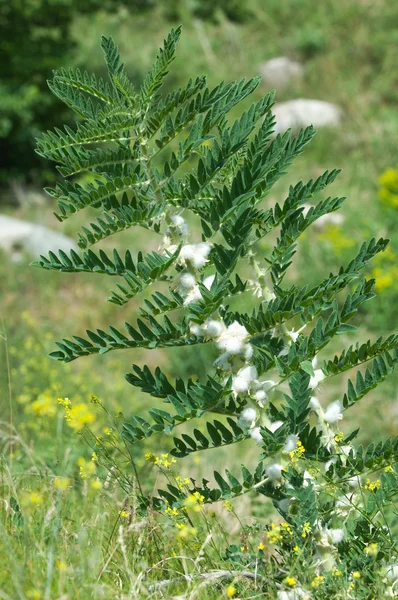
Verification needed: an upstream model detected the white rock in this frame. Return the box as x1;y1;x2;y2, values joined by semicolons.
273;99;342;135
259;57;303;89
0;215;76;260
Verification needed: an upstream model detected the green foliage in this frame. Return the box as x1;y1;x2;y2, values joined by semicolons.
34;27;398;596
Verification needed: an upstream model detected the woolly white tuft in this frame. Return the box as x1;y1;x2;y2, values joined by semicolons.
324;400;343;424
266;463;284;481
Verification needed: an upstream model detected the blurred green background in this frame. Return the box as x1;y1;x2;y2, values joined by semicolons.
1;0;397;482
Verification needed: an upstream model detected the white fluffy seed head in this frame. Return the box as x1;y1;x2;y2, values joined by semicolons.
249;426;263;444
216;321;249;355
224;321;249;340
179;272;196;290
238;408;257;429
189;323;202;337
237;365;258;383
310;369;326;390
309;396;321;412
232;376;250;394
254;389;267;405
243;343;253;360
218;337;243;355
266;463;284;481
327;528;344;545
324;400;343;424
170;214;185;227
183;285;202;306
205;320;224;338
283;434;299;454
180;243;211;269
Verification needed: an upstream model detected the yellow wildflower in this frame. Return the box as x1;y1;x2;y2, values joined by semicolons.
175;476;191;490
120;510;129;518
26;591;42;600
258;542;265;551
289;440;305;464
90;478;102;490
332;568;342;576
301;522;311;538
154;453;177;469
30;393;57;418
63;402;95;431
365;543;378;557
385;465;394;473
77;457;96;478
21;491;44;507
266;523;282;544
364;478;381;491
223;500;233;512
334;431;344;443
226;585;236;598
53;477;70;491
184;492;205;512
352;571;361;579
311;575;324;588
56;560;67;571
165;506;179;517
176;525;197;539
284;576;297;587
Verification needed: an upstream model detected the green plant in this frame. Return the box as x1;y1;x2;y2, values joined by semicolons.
34;28;398;597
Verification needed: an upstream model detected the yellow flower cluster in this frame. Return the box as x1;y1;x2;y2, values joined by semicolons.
184;492;205;512
29;393;57;418
289;440;305;465
364;478;381;492
334;431;344;443
165;506;179;517
266;522;293;544
145;452;176;469
175;476;191;490
311;575;324;588
365;543;378;557
20;491;44;507
58;397;95;431
77;457;96;479
175;523;197;539
378;166;398;208
370;246;398;292
54;477;70;491
301;522;311;538
284;576;297;587
223;500;234;512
